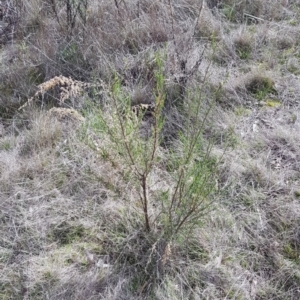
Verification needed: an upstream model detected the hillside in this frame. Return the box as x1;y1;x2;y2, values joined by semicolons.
1;1;300;299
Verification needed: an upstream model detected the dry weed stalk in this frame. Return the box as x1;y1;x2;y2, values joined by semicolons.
49;0;89;38
19;75;104;110
0;0;18;44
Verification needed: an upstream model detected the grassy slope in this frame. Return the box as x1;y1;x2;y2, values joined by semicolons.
1;0;300;299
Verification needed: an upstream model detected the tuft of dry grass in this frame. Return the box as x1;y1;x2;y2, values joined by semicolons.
18;75;104;110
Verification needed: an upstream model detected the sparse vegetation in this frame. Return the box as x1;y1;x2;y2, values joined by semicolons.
234;32;253;60
1;0;300;299
245;74;276;100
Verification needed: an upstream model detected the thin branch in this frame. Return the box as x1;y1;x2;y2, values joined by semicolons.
141;174;151;232
111;85;141;177
49;0;62;27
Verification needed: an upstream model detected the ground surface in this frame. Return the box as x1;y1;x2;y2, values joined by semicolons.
1;1;300;299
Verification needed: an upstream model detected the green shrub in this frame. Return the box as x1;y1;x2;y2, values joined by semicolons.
84;52;221;289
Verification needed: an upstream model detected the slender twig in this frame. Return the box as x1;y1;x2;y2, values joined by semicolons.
184;0;204;56
141;174;151;232
49;0;62;27
167;0;179;63
111;84;141;177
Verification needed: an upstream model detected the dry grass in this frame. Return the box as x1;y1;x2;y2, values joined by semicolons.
1;0;300;299
18;75;104;110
